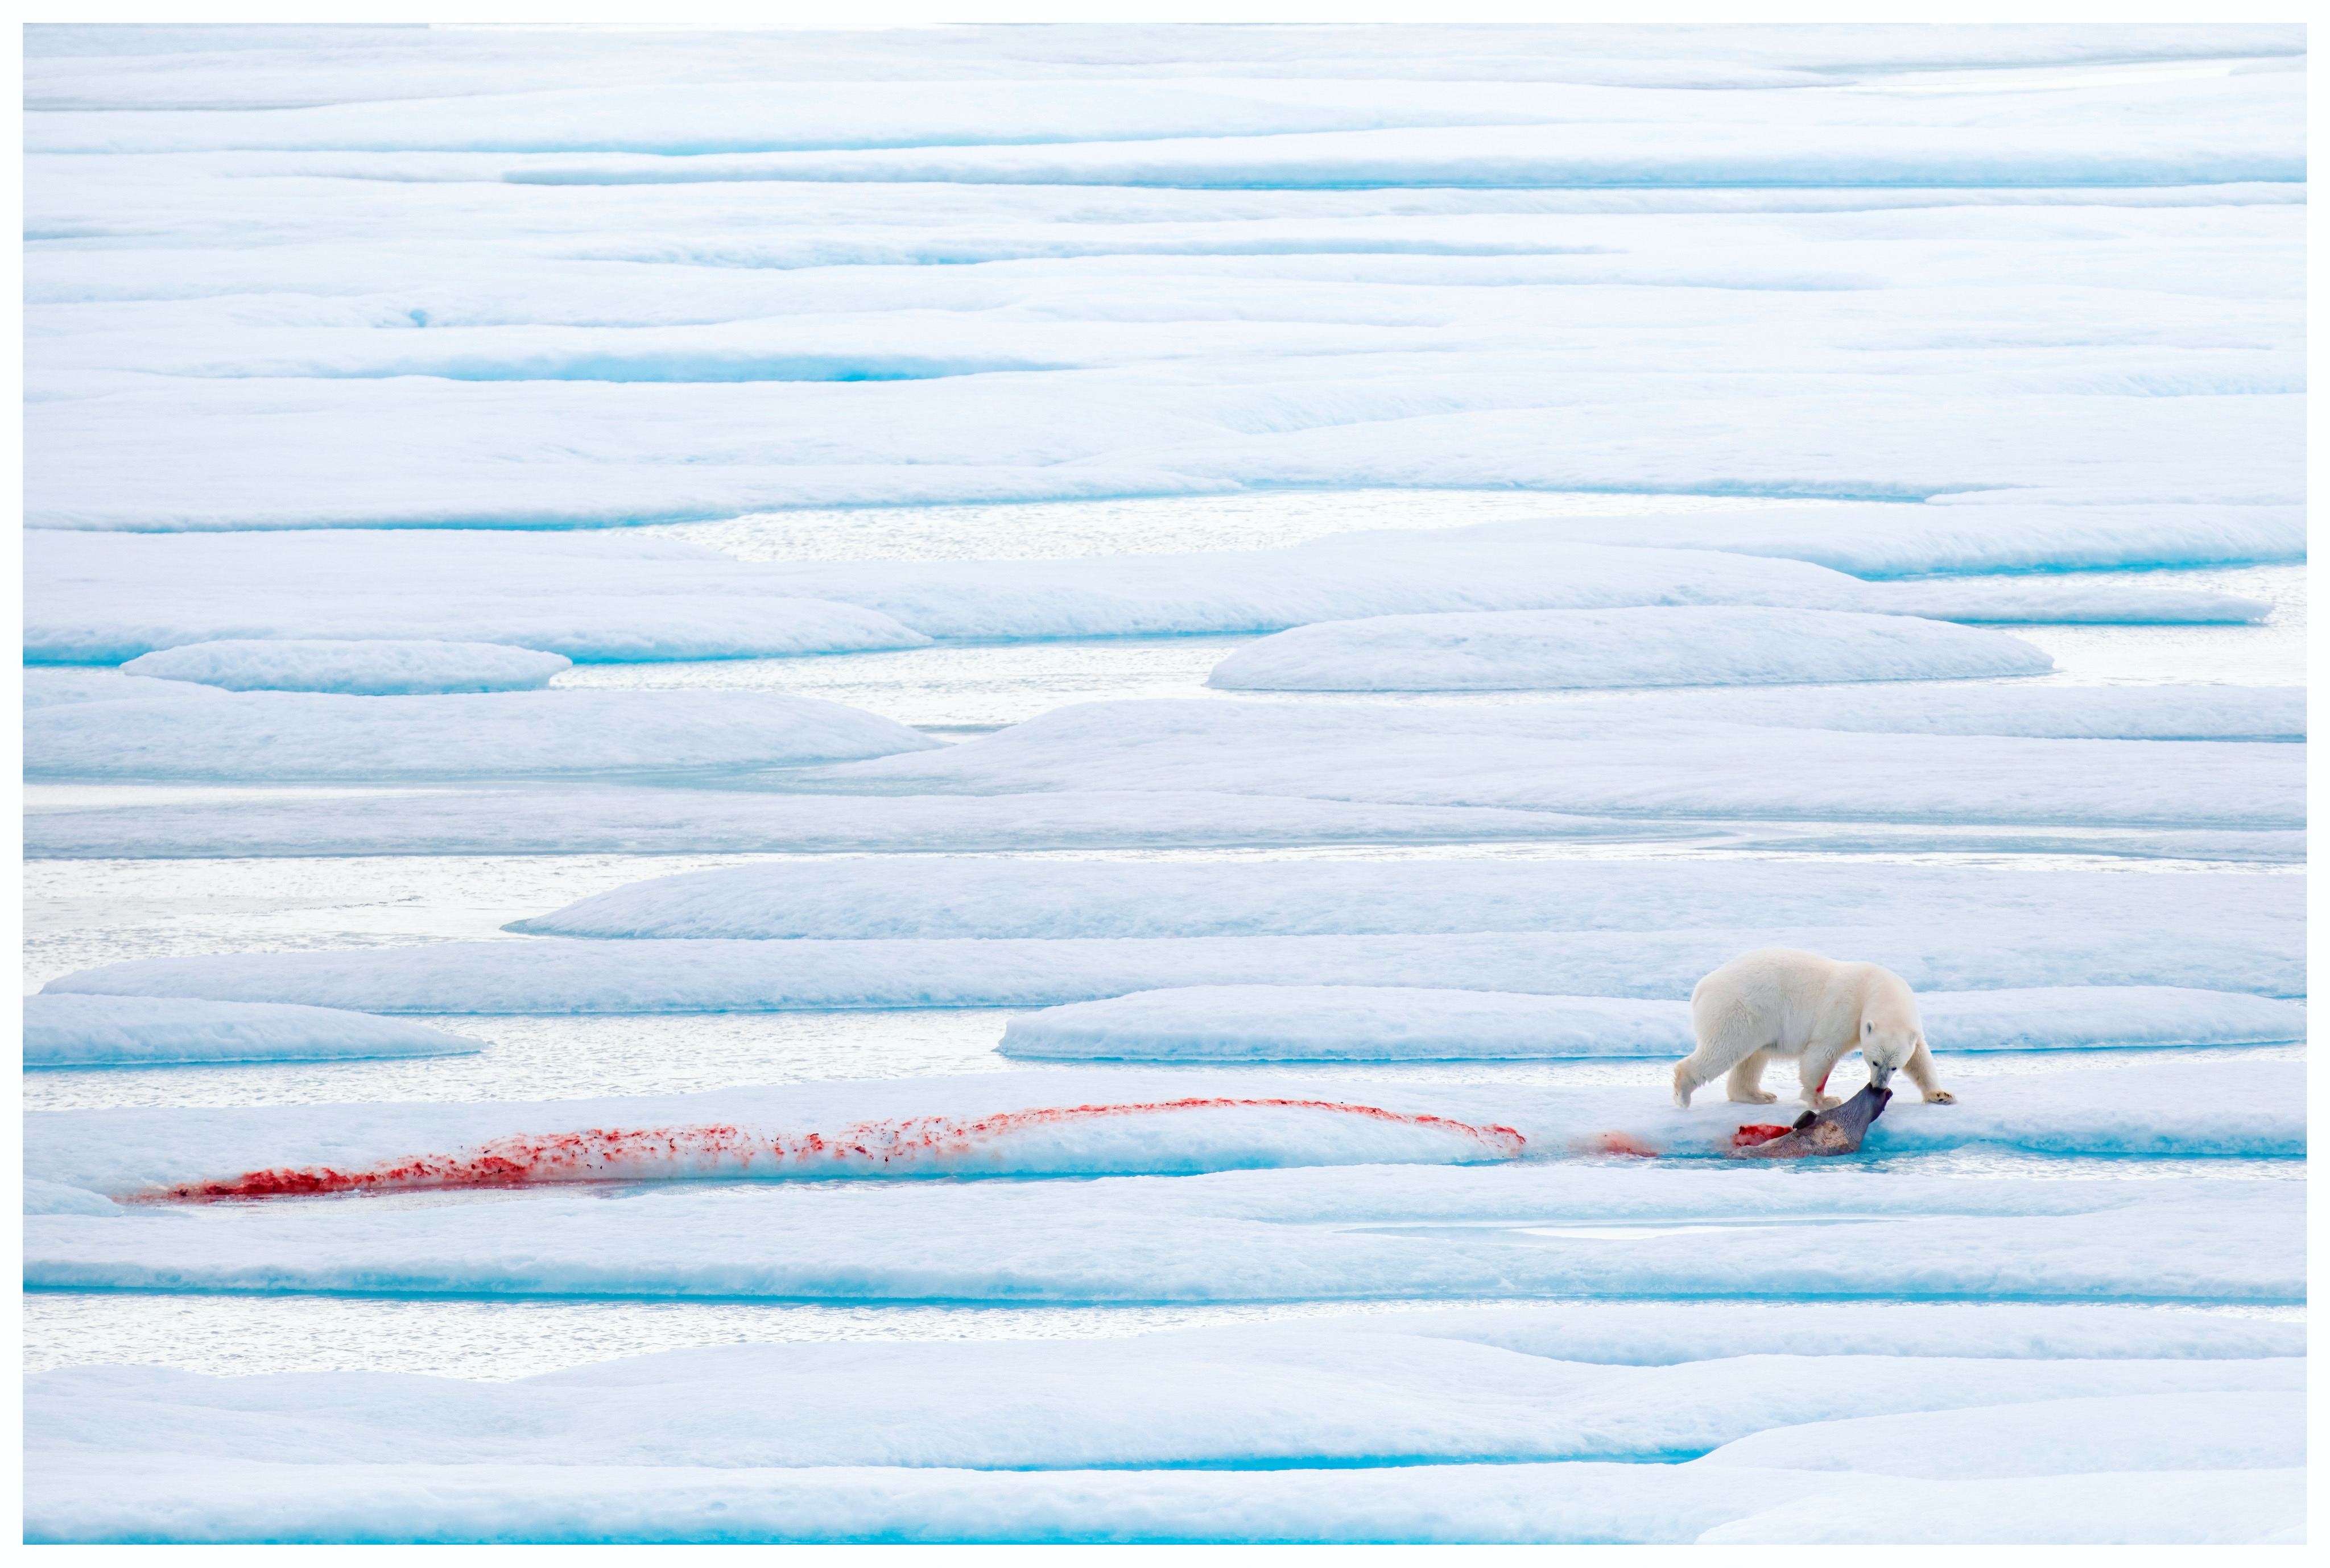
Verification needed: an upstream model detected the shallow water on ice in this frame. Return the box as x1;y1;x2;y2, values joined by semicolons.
552;562;2305;731
25;1289;2297;1383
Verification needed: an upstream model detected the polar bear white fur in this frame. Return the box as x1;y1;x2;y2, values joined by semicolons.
1672;948;1953;1112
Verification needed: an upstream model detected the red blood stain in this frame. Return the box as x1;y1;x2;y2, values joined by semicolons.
1594;1131;1660;1158
1731;1124;1795;1148
147;1098;1527;1202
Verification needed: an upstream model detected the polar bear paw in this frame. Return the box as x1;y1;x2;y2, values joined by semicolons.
1729;1089;1778;1104
1924;1090;1957;1104
1805;1094;1842;1112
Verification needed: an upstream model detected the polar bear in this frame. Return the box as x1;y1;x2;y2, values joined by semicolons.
1672;948;1953;1112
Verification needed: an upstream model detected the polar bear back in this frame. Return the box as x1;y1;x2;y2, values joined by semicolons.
1689;946;1921;1057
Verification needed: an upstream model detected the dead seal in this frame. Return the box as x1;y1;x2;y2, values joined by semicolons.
1727;1083;1892;1159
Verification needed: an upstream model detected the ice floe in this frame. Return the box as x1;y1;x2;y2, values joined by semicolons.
802;700;2302;828
22;787;1683;860
119;639;571;694
1433;502;2306;577
998;985;2307;1061
1600;684;2304;742
24;1059;2305;1201
1208;607;2053;691
24;994;484;1069
25;689;941;781
24;1103;2303;1297
24;529;931;663
23;668;224;710
505;857;2294;948
728;542;2267;642
23;1452;2304;1545
44;919;2300;1015
22;1338;2298;1475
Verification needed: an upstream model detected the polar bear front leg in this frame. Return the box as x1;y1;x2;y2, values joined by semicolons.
1724;1048;1778;1104
1797;1040;1848;1112
1905;1039;1955;1103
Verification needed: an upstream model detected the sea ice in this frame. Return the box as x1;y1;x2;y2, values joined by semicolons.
23;1140;2303;1298
1594;684;2304;742
22;1339;2296;1473
23;668;224;709
23;994;484;1069
798;700;2303;829
24;1058;2304;1201
1207;606;2053;691
22;787;1682;860
997;984;2307;1061
120;638;572;694
1427;501;2307;577
23;1454;2303;1545
24;689;941;781
24;529;932;663
724;541;2266;642
506;856;2294;947
43;920;2299;1014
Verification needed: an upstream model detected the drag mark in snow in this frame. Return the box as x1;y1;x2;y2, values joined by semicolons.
146;1098;1527;1201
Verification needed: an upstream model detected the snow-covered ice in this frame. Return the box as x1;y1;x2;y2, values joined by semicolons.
24;1454;2304;1545
998;984;2307;1061
1208;606;2054;691
22;787;1687;860
800;700;2302;829
506;856;2294;947
24;529;932;664
25;689;941;781
24;1059;2306;1202
715;541;2268;642
22;1340;2298;1471
1437;502;2307;577
24;994;484;1069
1589;684;2304;742
43;917;2299;1013
120;639;572;695
20;19;2306;1546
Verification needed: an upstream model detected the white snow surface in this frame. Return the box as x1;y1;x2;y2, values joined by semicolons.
998;984;2307;1061
24;530;931;664
23;1060;2307;1202
23;668;225;709
22;1342;2298;1472
506;857;2292;947
1435;502;2307;577
23;1073;2306;1296
22;788;1687;859
23;1455;2304;1545
723;541;2267;642
120;639;572;695
19;24;2311;1548
26;25;2301;536
1207;606;2053;691
1597;684;2303;742
44;919;2299;1015
24;994;484;1069
25;689;941;781
800;700;2302;829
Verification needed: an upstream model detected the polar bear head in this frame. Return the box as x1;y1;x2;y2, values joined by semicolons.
1857;980;1926;1091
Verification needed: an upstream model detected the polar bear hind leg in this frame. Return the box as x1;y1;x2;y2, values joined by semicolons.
1724;1048;1778;1105
1674;998;1769;1109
